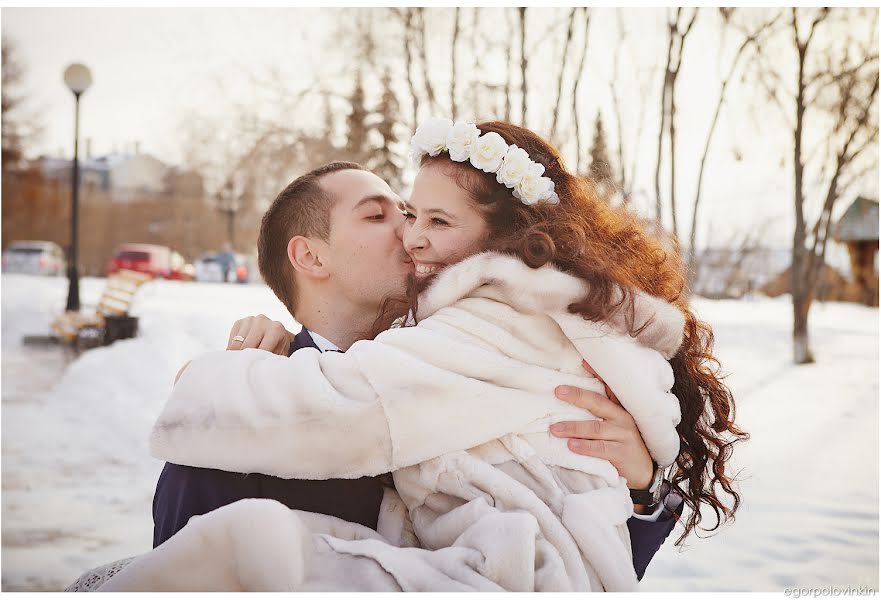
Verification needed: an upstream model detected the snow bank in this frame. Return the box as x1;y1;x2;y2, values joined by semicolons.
2;274;297;590
1;274;878;591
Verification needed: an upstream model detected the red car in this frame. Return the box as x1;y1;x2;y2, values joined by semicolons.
105;244;195;281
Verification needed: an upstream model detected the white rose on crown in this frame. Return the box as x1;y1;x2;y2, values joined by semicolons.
496;145;532;187
411;117;453;164
409;116;562;206
514;162;558;205
469;132;508;173
538;177;560;204
446;121;481;162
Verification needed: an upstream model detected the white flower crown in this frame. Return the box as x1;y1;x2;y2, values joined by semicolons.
410;117;561;206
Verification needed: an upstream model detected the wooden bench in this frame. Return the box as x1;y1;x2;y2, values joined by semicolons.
50;269;153;344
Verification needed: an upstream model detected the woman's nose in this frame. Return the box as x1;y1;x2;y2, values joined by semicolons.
403;222;426;253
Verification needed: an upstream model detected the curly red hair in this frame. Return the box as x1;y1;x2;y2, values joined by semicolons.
399;120;748;544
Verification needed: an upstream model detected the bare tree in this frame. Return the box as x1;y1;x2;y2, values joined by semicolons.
687;10;784;276
654;8;698;232
1;38;41;172
396;8;420;128
608;11;629;200
450;7;461;120
653;16;674;221
749;7;879;363
620;65;659;209
667;10;698;236
415;8;439;116
179;72;331;216
504;8;516;122
519;8;528;126
596;9;656;205
549;8;578;145
571;8;592;173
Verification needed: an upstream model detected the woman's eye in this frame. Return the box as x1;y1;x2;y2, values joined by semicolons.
402;212;416;220
431;218;449;226
367;214;384;221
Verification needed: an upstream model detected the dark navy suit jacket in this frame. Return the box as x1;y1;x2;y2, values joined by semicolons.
152;327;678;580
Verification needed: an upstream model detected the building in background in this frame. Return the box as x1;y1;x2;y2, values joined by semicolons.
833;196;879;306
1;149;262;277
36;146;199;197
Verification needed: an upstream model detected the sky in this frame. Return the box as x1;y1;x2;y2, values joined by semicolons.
2;7;877;254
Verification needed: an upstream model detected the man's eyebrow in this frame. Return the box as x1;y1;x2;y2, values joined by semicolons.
352;194;398;211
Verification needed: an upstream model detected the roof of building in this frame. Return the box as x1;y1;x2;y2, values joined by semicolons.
835;196;879;242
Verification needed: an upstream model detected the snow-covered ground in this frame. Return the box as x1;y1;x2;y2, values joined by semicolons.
1;274;878;591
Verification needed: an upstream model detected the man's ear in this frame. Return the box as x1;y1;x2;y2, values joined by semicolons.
287;236;330;281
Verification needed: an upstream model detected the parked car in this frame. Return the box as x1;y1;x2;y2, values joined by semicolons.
194;251;250;283
105;243;194;281
2;240;66;276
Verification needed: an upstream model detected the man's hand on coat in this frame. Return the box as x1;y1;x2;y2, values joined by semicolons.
550;359;655;491
226;314;294;355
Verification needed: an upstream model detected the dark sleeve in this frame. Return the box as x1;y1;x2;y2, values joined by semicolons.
152;462;260;548
627;503;682;581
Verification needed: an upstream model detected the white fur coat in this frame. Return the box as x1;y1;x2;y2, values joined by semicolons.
119;252;685;592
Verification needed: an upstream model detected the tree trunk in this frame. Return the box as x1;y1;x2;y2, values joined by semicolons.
793;292;815;364
654;12;675;223
469;8;483;113
519;7;528;126
550;8;577;144
669;76;679;238
611;48;627;199
450;7;460;120
572;9;591;173
416;8;438;115
791;9;812;365
666;9;698;239
504;9;514;122
401;9;419;128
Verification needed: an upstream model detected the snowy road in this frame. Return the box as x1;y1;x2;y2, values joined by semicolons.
1;274;878;591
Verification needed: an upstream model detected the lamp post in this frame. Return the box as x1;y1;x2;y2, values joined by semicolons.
63;63;92;312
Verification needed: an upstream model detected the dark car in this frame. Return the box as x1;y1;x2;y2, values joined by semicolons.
194;251;250;283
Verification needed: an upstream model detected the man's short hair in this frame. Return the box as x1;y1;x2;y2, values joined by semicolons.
258;161;366;316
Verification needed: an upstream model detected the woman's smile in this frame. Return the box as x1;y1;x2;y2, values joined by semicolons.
413;261;444;277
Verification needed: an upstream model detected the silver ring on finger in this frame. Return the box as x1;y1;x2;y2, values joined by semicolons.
232;335;246;344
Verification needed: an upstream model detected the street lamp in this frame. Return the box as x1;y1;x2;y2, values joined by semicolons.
63;63;92;312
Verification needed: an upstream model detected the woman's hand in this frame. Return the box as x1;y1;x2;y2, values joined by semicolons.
550;359;655;490
226;315;294;356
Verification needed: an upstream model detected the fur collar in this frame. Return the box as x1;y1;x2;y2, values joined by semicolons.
416;252;685;359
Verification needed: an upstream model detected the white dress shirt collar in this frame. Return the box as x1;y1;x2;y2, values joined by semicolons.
306;329;341;353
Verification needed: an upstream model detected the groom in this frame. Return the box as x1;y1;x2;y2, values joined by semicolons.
153;161;681;579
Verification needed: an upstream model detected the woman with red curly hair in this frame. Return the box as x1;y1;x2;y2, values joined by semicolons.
405;120;747;548
101;119;746;592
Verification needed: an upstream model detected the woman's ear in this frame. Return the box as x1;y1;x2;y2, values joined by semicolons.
287;236;330;280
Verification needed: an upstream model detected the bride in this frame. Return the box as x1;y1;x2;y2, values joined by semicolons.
100;118;745;592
